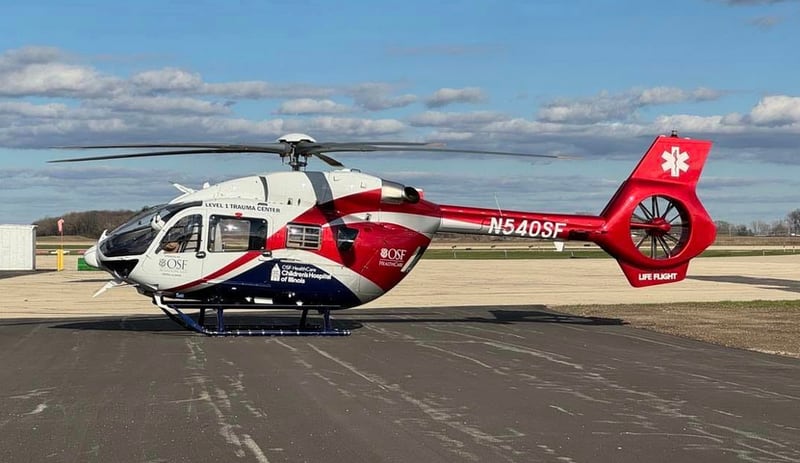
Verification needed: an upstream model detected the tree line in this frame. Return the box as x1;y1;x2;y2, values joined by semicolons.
34;209;142;237
716;209;800;237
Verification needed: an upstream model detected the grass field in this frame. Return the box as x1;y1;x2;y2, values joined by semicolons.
559;299;800;358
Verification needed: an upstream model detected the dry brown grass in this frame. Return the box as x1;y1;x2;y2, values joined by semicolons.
559;300;800;358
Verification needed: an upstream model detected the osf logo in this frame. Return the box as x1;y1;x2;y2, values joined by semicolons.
159;257;187;271
380;247;407;261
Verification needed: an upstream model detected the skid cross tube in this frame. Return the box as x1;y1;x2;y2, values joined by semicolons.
152;294;350;336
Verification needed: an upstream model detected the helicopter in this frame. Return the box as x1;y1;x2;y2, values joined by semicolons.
52;131;716;336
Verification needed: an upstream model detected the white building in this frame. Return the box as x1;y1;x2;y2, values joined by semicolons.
0;225;37;271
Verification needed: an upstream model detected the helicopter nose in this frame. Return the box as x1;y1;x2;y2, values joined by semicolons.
83;245;100;268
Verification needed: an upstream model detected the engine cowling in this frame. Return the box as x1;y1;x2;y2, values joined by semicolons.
381;181;420;204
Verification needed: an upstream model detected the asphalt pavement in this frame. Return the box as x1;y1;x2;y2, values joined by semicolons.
1;305;798;463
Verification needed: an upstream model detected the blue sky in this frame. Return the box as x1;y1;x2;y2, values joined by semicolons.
1;0;800;229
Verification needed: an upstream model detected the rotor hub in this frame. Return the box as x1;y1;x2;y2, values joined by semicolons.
644;217;672;236
277;133;316;144
276;133;316;171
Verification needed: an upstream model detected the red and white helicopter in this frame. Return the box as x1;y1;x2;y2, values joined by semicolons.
53;132;716;336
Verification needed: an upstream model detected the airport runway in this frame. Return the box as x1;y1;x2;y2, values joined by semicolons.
1;306;799;463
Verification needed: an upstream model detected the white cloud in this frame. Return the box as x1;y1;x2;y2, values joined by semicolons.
86;96;231;115
538;87;725;124
652;114;733;133
0;101;69;118
275;98;352;115
3;45;800;176
0;47;122;98
348;83;417;111
409;111;509;127
131;68;337;100
302;117;406;136
131;67;204;93
749;95;800;126
425;131;477;142
0;47;335;101
425;87;485;108
201;81;335;99
0;46;64;68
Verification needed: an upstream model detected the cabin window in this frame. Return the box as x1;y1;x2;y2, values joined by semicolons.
159;214;203;253
286;223;322;250
208;215;268;252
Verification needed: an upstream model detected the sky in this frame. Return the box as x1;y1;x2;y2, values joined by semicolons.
1;0;800;229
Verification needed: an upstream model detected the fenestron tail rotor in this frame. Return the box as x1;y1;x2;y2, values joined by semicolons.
50;132;564;170
629;195;689;260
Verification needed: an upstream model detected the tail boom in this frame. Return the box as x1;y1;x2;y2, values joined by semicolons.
438;206;604;240
436;134;716;287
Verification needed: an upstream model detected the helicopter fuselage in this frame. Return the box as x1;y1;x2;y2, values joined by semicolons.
89;169;444;309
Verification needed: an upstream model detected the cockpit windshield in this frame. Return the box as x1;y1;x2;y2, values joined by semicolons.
100;201;201;257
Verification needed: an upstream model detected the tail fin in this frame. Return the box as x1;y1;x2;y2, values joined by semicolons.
596;134;716;287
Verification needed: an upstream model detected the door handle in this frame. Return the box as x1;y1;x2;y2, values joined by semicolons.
195;251;206;259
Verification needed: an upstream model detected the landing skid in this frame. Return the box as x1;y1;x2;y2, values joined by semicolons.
152;294;350;336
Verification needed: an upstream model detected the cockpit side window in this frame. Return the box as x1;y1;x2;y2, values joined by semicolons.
207;215;268;252
159;214;203;253
99;201;204;257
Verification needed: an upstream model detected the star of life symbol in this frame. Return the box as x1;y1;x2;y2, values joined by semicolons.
661;146;689;178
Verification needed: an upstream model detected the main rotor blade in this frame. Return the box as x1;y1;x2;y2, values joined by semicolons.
312;152;345;168
48;148;284;163
316;142;439;148
56;142;288;151
378;146;566;159
303;142;443;155
304;143;573;159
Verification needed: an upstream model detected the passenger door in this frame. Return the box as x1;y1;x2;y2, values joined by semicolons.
201;214;270;289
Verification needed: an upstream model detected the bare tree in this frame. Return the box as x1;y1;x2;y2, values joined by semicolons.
787;209;800;236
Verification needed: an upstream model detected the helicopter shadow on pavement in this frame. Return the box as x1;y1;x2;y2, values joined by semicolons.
0;269;55;280
350;305;625;327
689;275;800;294
48;316;192;334
64;278;115;283
49;314;360;335
47;305;624;335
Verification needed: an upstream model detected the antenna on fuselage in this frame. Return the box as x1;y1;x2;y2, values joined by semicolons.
493;193;504;218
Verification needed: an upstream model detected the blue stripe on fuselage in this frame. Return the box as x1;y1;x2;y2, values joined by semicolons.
192;259;361;308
